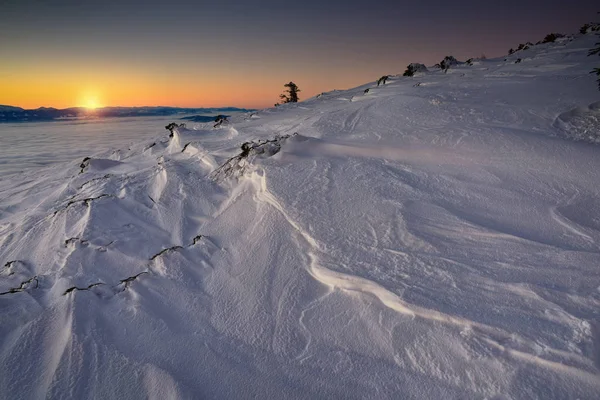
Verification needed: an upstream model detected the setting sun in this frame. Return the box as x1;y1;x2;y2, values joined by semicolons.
83;97;101;109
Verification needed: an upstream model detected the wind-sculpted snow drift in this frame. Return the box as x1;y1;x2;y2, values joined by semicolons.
1;34;600;399
554;101;600;143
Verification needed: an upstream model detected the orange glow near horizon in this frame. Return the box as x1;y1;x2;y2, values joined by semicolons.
0;58;384;110
1;75;308;110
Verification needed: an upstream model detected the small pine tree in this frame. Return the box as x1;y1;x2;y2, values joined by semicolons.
279;82;301;103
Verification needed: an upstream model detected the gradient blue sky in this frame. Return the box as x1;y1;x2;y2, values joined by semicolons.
1;0;597;108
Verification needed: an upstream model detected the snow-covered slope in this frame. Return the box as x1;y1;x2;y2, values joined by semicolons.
1;34;600;399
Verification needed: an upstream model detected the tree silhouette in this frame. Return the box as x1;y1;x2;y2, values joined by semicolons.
279;82;300;103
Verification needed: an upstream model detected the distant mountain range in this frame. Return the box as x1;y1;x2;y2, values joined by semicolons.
0;105;254;123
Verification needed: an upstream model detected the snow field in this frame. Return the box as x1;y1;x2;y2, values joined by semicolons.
1;33;600;399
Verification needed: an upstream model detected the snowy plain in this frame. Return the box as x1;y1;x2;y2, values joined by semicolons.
1;33;600;399
0;115;239;176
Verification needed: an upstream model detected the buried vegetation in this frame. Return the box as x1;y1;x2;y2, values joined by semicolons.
210;133;296;181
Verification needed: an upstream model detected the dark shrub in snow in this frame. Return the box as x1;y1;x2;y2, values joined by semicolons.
403;63;428;77
165;123;186;137
591;68;600;90
580;23;600;34
590;32;600;90
580;24;589;34
210;134;296;181
466;56;485;66
376;75;389;86
542;33;564;43
440;56;458;73
513;42;534;53
590;43;600;57
79;157;91;174
213;115;228;128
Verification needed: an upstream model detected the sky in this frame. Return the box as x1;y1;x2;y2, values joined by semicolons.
0;0;597;109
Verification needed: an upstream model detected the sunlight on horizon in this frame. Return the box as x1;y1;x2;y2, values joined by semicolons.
81;95;102;110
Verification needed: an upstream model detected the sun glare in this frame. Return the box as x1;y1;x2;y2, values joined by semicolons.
79;92;102;110
84;98;101;109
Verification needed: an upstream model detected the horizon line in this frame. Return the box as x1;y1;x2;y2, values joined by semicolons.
0;104;257;110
